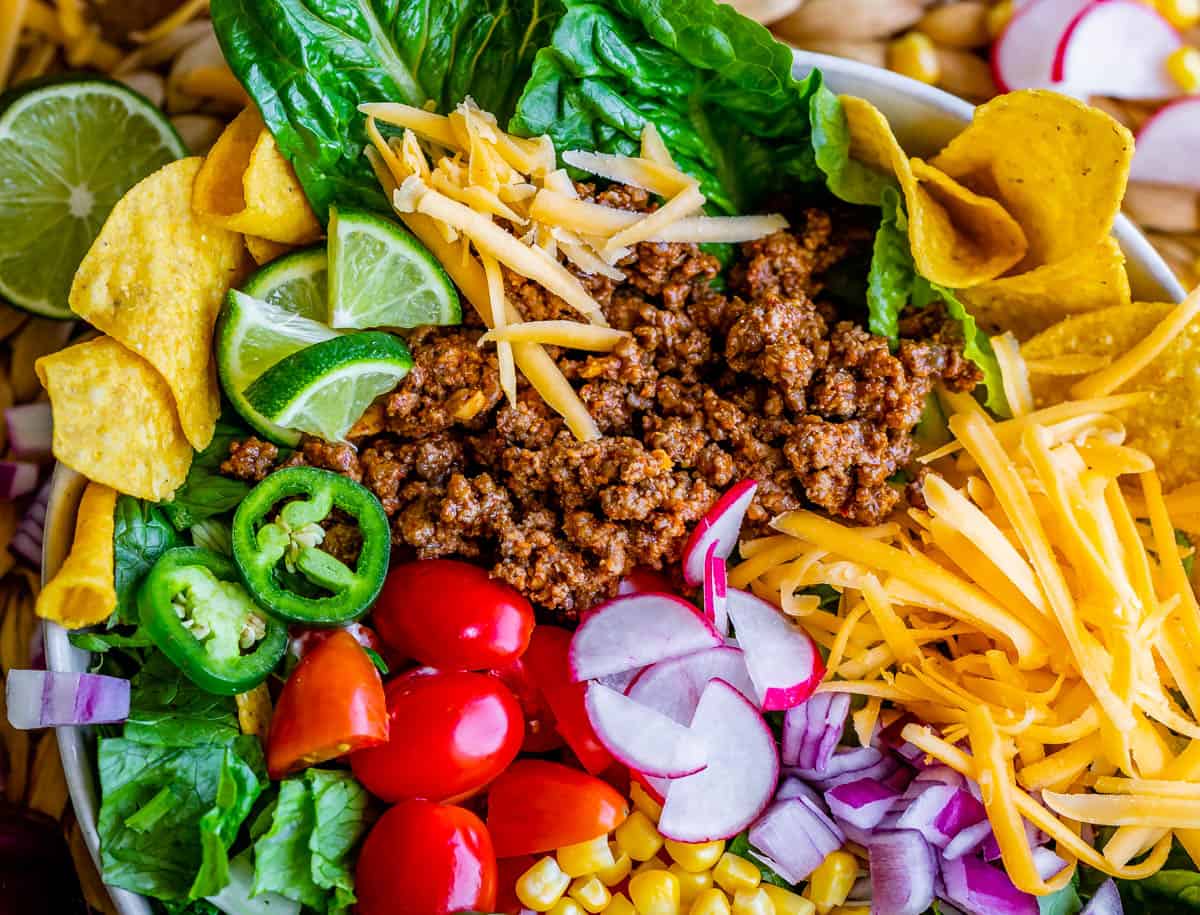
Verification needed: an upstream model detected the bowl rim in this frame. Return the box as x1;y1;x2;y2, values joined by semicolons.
44;49;1188;915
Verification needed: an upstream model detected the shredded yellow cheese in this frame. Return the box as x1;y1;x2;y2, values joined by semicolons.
562;148;695;197
481;321;631;351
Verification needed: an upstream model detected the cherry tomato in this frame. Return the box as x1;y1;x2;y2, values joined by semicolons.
489;657;564;753
267;630;388;779
351;668;523;803
617;567;676;596
522;626;613;774
288;621;382;661
356;800;496;915
487;760;629;857
373;559;535;671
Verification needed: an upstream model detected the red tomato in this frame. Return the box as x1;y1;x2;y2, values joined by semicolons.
373;559;534;671
522;626;613;774
267;630;388;779
489;657;564;753
494;854;538;915
617;567;676;596
487;760;629;857
287;621;382;661
351;668;523;803
356;800;496;915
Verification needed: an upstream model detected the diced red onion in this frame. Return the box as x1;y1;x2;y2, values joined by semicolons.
797;793;845;846
882;764;916;793
749;798;841;883
776;776;824;807
781;697;808;767
796;694;830;769
814;693;851;773
0;462;39;501
801;745;884;781
1032;847;1068;881
1081;879;1123;915
983;821;1047;860
10;480;50;567
942;819;993;860
914;765;965;789
787;692;851;773
703;544;729;637
940;855;1038;915
867;830;936;915
827;778;899;830
811;749;901;791
5;670;129;729
895;784;958;845
5;403;52;461
931;789;987;845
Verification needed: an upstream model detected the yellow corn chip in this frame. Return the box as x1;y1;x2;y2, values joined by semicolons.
37;337;193;500
35;481;117;629
193;106;322;244
68;158;247;451
931;90;1134;272
245;234;294;266
840;95;1027;289
960;237;1132;339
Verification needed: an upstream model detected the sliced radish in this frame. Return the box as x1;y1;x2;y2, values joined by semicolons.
597;667;643;694
1053;0;1183;99
626;645;756;724
631;769;671;805
584;682;709;778
990;0;1091;92
568;593;722;682
703;544;729;636
681;480;757;586
725;589;825;711
1131;98;1200;189
658;679;780;842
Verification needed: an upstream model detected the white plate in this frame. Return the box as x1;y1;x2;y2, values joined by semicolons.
45;50;1187;915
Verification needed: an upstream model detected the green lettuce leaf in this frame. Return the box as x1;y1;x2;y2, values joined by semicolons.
121;652;244;749
210;0;561;218
162;416;253;531
810;83;895;207
113;495;181;625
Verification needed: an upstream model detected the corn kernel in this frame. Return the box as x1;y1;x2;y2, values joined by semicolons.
1159;0;1200;28
1167;46;1200;92
887;31;941;85
762;885;816;915
596;844;633;887
986;0;1014;36
670;862;715;905
550;900;587;915
689;887;733;915
518;856;572;912
570;875;613;914
632;779;664;821
604;892;637;915
630;868;682;915
666;839;726;873
634;854;670;876
559;835;617;878
805;851;857;914
732;887;775;915
616;810;665;862
713;853;761;896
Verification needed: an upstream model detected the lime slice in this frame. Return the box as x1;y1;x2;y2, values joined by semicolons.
0;78;187;318
328;205;461;329
242;244;328;320
244;332;413;443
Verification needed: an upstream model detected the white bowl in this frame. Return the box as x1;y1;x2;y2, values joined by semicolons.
44;50;1187;915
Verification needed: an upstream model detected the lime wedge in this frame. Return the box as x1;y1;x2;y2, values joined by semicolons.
241;244;328;320
244;332;413;443
0;78;187;318
328;205;461;329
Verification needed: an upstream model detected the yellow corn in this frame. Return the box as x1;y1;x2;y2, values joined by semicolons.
887;31;941;85
1158;0;1200;28
713;853;761;896
550;900;587;915
559;835;616;878
518;856;572;912
570;875;613;914
732;887;776;915
634;854;670;876
616;810;665;862
671;862;715;905
632;780;664;821
666;839;726;873
689;887;734;915
762;885;816;915
986;0;1014;36
596;844;633;886
630;868;682;915
604;893;638;915
805;851;857;914
1166;46;1200;92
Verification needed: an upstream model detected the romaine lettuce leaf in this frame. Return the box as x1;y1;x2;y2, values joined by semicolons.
810;83;895;207
113;495;181;625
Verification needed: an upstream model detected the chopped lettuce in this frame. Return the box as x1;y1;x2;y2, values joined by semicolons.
113;495;181;625
810;83;896;207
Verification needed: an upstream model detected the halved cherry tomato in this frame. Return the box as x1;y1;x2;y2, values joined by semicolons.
267;629;387;779
287;621;382;661
356;800;496;915
489;657;564;753
351;667;523;803
522;626;613;774
617;567;675;596
487;760;629;857
373;559;534;671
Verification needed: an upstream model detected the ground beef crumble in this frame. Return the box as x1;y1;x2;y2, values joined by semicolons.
224;190;979;618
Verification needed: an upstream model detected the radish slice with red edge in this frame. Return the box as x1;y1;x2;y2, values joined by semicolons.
5;403;52;461
1131;98;1200;190
725;588;824;711
703;544;729;636
626;645;755;724
631;769;670;805
681;480;757;586
6;670;130;729
866;830;937;915
990;0;1091;92
658;678;779;842
584;682;709;779
568;592;721;682
1053;0;1183;98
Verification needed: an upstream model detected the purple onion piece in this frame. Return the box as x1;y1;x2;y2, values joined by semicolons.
1081;879;1123;915
5;670;130;729
797;693;833;770
801;745;886;783
942;819;994;860
940;855;1039;915
5;403;52;461
776;776;824;808
748;798;837;883
827;777;899;831
896;784;958;845
914;765;965;789
812;692;851;774
932;789;987;844
781;700;808;767
867;830;936;915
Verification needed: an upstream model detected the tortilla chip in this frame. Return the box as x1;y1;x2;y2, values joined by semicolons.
37;337;193;501
245;235;294;266
840;95;1027;288
960;237;1131;339
1022;302;1200;489
931;90;1133;272
193;106;322;244
68;158;247;451
35;481;117;629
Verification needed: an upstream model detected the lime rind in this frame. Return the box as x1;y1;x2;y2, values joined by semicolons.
328;205;461;330
241;245;329;320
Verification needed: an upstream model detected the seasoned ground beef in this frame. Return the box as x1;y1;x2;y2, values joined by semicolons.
225;192;979;617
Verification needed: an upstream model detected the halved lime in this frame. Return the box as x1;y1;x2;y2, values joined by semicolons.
0;78;187;318
327;205;461;329
244;332;413;443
